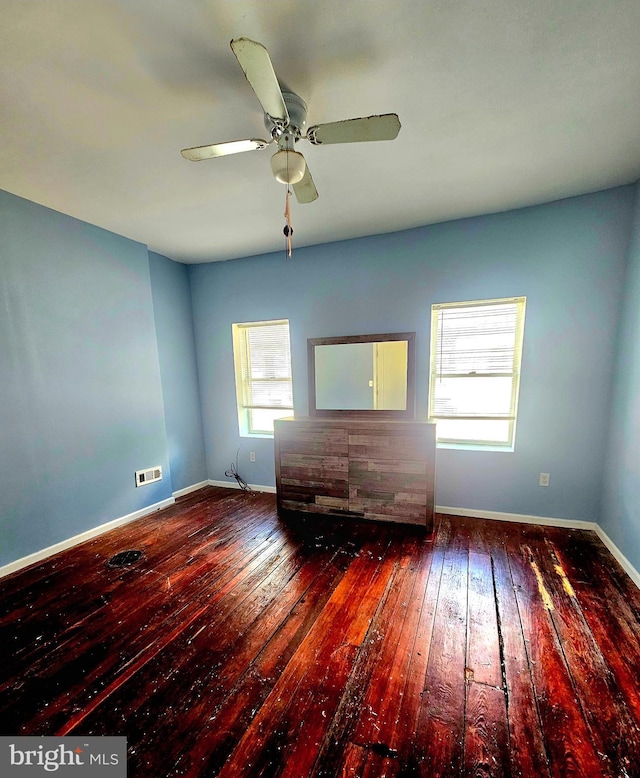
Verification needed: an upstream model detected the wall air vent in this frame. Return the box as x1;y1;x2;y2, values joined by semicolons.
135;466;162;487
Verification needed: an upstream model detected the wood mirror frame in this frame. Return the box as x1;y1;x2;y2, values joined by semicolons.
307;332;416;419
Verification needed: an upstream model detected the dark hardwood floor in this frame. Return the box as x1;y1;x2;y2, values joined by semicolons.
1;486;640;777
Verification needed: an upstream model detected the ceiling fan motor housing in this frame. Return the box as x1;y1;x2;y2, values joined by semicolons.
265;90;308;138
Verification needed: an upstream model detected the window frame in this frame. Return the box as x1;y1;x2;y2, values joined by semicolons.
232;319;294;438
428;296;526;450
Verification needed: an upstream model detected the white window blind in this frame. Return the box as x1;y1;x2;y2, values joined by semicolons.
429;297;526;447
232;320;293;436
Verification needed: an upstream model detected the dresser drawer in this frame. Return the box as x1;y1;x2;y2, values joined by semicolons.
349;458;428;524
277;424;348;457
348;431;429;461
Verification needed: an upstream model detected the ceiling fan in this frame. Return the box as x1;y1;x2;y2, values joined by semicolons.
181;38;401;203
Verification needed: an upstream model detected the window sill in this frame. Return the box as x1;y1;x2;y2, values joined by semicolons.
437;442;515;453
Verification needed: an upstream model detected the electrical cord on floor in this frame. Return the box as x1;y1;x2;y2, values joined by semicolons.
225;449;252;492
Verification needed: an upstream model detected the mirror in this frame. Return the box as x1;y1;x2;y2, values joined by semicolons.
308;332;416;419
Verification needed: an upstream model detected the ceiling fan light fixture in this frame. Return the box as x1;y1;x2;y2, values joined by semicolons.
270;149;306;184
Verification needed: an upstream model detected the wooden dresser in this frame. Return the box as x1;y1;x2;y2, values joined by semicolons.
274;417;435;531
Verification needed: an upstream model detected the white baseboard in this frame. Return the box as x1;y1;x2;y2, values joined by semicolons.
208;479;276;494
437;505;640;591
0;496;175;580
593;525;640;591
436;505;597;531
173;480;210;499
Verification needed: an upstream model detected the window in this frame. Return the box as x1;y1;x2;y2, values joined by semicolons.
232;319;293;436
429;297;526;449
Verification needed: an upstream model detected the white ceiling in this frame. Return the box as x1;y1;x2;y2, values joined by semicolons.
2;0;640;264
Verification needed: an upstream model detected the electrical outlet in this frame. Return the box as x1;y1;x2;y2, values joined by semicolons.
539;472;550;487
249;451;256;462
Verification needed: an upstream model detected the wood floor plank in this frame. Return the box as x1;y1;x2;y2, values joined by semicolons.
464;682;510;777
533;532;640;775
414;527;469;776
504;525;611;777
550;533;640;724
390;514;450;770
550;527;640;650
1;488;640;777
466;549;502;689
353;537;436;746
482;521;551;778
332;516;451;778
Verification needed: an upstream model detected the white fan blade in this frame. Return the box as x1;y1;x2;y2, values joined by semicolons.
230;38;289;124
293;164;318;204
181;138;270;161
307;114;401;145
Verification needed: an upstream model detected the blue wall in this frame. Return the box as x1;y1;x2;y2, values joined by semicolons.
600;181;640;572
149;252;207;492
190;187;636;522
0;191;171;566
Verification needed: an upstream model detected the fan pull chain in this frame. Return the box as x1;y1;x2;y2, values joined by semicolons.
284;187;293;258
